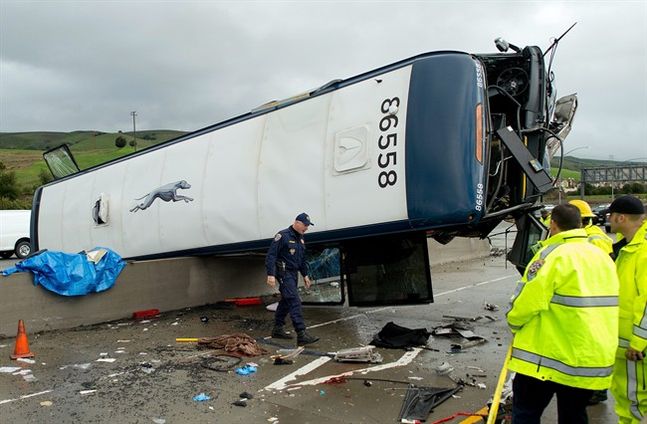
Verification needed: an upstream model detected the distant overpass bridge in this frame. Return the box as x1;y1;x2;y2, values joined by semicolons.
580;165;647;196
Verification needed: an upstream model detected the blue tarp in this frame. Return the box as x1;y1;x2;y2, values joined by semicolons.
1;248;126;296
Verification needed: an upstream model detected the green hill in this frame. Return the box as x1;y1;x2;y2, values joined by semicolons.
0;130;187;201
0;130;186;151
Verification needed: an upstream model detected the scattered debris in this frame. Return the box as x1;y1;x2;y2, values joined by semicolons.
22;373;38;382
371;322;431;349
333;346;383;363
40;401;53;407
235;364;258;375
271;347;304;365
435;362;454;376
79;390;97;395
17;357;36;364
408;377;423;381
466;366;484;372
192;393;211;402
484;303;500;312
0;367;21;373
239;391;254;399
200;316;209;323
364;380;373;387
398;385;463;422
319;389;326;396
448;344;463;354
117;339;131;343
201;355;242;372
96;358;116;363
267;418;279;423
477;383;487;389
232;399;247;407
187;334;269;357
266;302;279;312
151;418;166;424
272;357;293;365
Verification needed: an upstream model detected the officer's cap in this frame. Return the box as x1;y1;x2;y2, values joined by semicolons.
609;195;645;215
295;212;314;226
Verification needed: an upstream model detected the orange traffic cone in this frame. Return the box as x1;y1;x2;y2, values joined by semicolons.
10;320;34;360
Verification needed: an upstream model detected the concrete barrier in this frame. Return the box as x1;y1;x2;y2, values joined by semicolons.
0;237;490;336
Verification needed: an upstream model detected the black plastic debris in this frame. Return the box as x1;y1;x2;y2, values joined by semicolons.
370;322;431;349
232;399;247;407
239;391;254;400
200;316;209;323
398;385;463;421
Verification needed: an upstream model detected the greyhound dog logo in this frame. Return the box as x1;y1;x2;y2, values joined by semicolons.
130;180;194;213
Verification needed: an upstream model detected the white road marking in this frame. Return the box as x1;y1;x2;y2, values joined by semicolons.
0;390;53;405
307;275;516;330
263;356;332;392
279;348;422;390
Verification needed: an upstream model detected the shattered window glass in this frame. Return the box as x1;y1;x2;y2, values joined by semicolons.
300;247;343;304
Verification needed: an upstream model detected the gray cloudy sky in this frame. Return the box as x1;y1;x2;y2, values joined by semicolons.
1;1;646;161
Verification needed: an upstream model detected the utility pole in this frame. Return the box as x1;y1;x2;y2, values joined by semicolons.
131;111;138;151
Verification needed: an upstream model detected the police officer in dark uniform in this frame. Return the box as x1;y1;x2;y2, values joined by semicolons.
266;213;319;345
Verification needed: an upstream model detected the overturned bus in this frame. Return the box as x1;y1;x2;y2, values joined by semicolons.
34;37;576;306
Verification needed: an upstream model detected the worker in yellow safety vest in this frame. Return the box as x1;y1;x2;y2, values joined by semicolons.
607;195;647;424
540;208;551;228
568;200;615;405
569;199;613;255
507;204;619;423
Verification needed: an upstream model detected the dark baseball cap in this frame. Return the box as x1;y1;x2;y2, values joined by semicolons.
609;195;645;215
295;212;314;226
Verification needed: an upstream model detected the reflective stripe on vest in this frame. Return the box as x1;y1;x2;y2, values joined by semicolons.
619;337;631;348
510;281;525;303
627;360;644;420
588;235;607;242
550;294;618;307
512;348;613;377
633;325;647;339
640;304;647;329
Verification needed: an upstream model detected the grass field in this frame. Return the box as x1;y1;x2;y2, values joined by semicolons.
0;130;186;190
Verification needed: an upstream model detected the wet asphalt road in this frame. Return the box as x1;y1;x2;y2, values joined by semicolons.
0;232;617;423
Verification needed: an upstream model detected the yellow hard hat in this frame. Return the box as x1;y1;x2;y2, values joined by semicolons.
568;199;595;218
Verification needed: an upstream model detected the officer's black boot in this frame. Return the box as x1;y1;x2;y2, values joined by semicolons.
271;326;292;339
296;330;319;345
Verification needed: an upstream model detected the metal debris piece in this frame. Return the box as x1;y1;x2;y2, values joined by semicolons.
333;346;383;363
